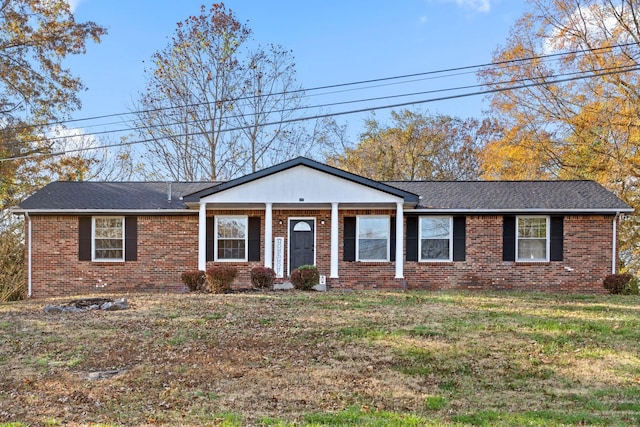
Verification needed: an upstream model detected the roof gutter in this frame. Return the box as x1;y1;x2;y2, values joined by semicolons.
10;208;196;215
407;208;634;214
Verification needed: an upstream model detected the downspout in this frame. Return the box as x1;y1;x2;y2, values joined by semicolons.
612;212;619;275
25;211;32;298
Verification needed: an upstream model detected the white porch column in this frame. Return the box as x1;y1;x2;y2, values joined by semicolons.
330;202;339;278
395;201;404;279
198;202;207;271
265;202;273;269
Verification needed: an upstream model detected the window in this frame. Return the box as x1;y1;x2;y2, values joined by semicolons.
516;216;549;262
93;217;125;261
215;216;247;261
420;216;452;261
356;216;389;261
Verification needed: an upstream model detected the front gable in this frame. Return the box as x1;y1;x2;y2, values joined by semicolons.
185;157;418;207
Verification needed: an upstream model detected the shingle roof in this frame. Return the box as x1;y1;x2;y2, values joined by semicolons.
16;178;632;213
385;180;632;212
18;181;217;210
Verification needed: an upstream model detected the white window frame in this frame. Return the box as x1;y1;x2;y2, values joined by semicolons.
92;216;125;262
356;215;390;262
214;215;248;262
516;216;550;262
419;216;453;262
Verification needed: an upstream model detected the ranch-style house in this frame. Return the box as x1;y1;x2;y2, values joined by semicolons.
14;157;633;297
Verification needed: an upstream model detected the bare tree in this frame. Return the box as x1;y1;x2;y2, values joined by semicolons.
134;3;311;181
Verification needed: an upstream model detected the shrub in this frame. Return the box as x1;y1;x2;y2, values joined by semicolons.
290;265;320;291
206;266;238;294
181;270;207;292
0;224;26;302
251;267;276;289
603;273;639;295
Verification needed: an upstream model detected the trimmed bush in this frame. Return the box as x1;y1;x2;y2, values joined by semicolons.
290;265;320;291
206;266;238;294
251;267;276;289
603;273;639;295
181;270;207;292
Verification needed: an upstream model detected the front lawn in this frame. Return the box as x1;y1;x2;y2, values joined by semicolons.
1;291;639;426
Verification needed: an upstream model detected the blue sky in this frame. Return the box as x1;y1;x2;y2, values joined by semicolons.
65;0;528;143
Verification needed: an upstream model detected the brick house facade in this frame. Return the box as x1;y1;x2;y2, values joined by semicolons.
16;158;632;298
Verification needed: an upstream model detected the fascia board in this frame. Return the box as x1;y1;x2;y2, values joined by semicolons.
407;208;634;214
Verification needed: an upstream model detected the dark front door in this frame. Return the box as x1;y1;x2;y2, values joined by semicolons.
290;219;315;272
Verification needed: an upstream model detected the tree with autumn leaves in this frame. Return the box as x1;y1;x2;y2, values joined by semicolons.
328;110;501;181
0;0;106;299
0;0;106;216
477;0;640;272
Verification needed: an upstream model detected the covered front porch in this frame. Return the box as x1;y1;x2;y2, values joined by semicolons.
182;158;419;284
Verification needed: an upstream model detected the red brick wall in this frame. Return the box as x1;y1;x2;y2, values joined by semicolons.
27;212;616;297
401;215;615;294
29;215;199;298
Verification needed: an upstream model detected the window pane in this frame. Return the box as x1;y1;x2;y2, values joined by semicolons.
218;239;245;259
421;239;449;260
216;217;247;260
94;217;123;260
95;249;123;259
358;239;387;260
518;239;546;260
217;218;246;239
358;217;388;239
518;217;546;238
421;217;450;239
357;217;389;261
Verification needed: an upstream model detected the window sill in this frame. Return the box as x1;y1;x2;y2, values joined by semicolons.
90;260;126;264
515;260;550;264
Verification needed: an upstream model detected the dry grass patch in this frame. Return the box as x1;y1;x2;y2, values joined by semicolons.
0;291;639;426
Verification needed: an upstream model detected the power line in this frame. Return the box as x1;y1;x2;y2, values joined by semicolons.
3;63;638;163
8;41;638;133
8;53;640;149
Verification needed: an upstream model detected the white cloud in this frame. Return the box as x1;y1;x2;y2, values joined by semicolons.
66;0;82;12
544;3;623;53
49;125;103;157
441;0;491;13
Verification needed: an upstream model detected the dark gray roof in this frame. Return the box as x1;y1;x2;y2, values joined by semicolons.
16;175;632;213
18;181;217;210
386;180;632;212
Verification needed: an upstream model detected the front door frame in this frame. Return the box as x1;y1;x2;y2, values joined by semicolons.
288;217;316;276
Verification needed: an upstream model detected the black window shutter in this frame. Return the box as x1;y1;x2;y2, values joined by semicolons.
124;216;137;261
503;215;516;261
453;216;466;261
343;217;356;261
78;216;92;261
550;216;564;261
248;217;261;261
406;217;418;262
390;217;396;262
206;216;214;261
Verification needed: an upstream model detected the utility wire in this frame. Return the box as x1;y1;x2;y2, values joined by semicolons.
8;61;639;147
8;41;638;133
3;63;638;163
